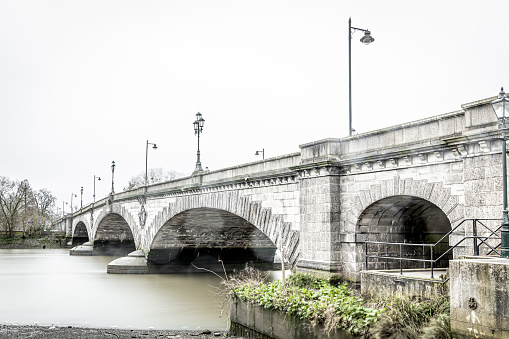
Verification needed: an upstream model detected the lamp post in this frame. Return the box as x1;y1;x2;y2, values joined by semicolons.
70;193;77;213
348;17;374;136
145;140;157;188
255;148;265;160
62;201;67;217
111;161;116;194
193;112;205;174
491;87;509;258
93;175;101;202
80;186;83;208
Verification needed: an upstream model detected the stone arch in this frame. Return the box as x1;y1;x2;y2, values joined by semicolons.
148;207;278;271
347;176;464;230
146;190;299;265
351;176;464;270
72;214;90;239
71;221;89;246
92;204;138;244
93;211;136;256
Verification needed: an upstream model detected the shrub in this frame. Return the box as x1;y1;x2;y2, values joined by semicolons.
234;272;382;335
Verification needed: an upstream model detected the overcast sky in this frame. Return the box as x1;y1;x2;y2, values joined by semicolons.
1;0;508;211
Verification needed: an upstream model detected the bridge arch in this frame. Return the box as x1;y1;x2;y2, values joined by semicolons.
93;211;136;256
146;191;299;265
348;176;464;271
348;176;463;228
72;215;90;239
71;221;89;246
149;207;278;271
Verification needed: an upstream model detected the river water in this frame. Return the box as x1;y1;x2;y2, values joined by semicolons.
0;249;267;330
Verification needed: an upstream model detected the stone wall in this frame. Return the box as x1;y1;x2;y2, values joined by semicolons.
463;153;505;256
230;297;351;339
450;258;509;339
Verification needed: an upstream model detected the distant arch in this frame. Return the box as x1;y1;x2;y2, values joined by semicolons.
71;215;90;238
71;221;89;246
93;212;135;256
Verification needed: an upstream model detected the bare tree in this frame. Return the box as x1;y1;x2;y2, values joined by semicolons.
0;177;56;237
124;168;184;190
0;177;25;237
32;188;56;233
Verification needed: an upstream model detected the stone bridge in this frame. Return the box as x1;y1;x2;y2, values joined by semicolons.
58;95;505;280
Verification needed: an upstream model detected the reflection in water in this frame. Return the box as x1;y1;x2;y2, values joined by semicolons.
0;249;232;330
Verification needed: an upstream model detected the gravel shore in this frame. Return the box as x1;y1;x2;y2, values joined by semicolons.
0;325;234;339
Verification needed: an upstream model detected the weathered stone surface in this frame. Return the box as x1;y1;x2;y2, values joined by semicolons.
361;270;448;300
230;297;351;339
450;258;509;338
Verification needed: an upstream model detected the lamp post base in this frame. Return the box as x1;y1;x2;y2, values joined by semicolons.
192;162;204;176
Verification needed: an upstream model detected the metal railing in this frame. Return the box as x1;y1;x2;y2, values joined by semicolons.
364;218;501;279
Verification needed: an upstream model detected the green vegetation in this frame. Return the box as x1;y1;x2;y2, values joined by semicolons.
367;295;451;339
232;271;382;336
228;269;451;338
0;234;66;249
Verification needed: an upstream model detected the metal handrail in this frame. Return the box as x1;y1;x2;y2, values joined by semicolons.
365;218;502;279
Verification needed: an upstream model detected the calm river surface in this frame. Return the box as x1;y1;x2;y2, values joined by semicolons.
0;249;269;330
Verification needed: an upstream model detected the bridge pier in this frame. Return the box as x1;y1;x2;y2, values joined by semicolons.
69;241;93;256
107;250;148;274
292;142;343;275
107;247;277;274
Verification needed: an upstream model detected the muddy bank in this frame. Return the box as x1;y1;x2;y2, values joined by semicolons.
0;325;234;338
0;236;65;249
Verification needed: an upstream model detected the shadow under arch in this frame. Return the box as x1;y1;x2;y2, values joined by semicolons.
358;195;452;270
71;221;89;246
148;207;278;273
94;213;135;256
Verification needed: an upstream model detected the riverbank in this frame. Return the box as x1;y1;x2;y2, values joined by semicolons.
0;325;232;338
0;235;65;249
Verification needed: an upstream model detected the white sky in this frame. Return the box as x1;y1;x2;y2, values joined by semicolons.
0;0;508;211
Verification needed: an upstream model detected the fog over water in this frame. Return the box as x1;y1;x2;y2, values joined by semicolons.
0;249;230;330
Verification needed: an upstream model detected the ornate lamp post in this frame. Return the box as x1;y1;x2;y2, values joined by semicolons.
145;140;157;188
111;161;116;193
193;112;205;174
349;17;374;136
80;186;83;208
491;87;509;258
93;175;101;202
255;148;265;160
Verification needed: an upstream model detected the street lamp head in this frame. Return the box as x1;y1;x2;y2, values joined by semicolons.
111;161;116;169
152;144;157;150
360;30;374;45
492;87;509;120
255;151;260;156
97;177;101;181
